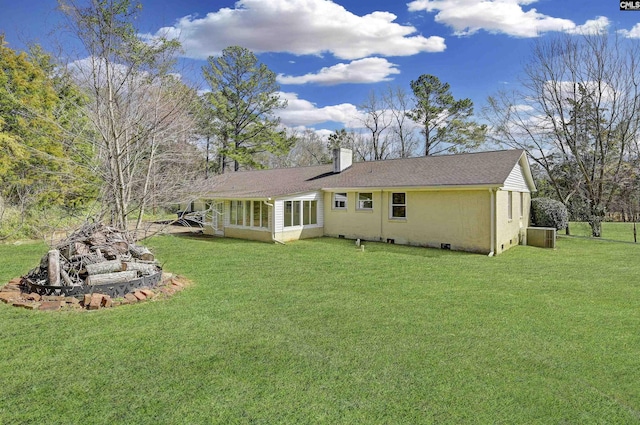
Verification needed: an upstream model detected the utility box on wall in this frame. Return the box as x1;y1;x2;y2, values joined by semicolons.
527;227;556;249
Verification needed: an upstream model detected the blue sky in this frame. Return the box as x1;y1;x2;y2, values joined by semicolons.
1;0;639;136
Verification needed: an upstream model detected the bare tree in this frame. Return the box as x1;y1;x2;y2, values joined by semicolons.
485;32;640;236
384;85;418;158
328;129;371;162
60;0;199;232
358;90;392;161
275;129;330;168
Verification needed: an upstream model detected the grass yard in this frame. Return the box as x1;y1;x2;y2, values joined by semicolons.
1;235;640;424
569;221;640;243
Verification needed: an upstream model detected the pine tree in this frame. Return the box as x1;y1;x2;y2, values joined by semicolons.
202;46;293;172
407;74;486;156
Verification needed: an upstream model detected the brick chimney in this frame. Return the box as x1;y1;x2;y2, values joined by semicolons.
332;148;352;173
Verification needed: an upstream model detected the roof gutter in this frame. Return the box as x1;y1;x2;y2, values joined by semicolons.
320;184;503;192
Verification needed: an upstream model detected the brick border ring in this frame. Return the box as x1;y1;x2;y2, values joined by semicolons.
0;273;190;311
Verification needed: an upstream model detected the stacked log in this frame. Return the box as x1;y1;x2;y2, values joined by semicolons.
47;250;61;287
86;271;138;286
23;222;160;288
86;260;124;275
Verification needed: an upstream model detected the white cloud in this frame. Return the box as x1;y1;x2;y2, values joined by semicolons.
313;128;335;139
288;126;335;140
276;92;363;127
564;16;609;35
275;92;423;134
277;58;400;86
544;80;617;106
147;0;445;60
510;104;535;113
69;57;138;87
407;0;576;37
618;23;640;38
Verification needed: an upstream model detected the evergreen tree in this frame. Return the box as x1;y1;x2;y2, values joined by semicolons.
0;36;92;212
407;74;486;156
202;46;292;172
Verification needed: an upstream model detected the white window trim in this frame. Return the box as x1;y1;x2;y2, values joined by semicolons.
519;192;524;218
283;200;300;228
284;200;320;229
333;192;347;210
228;200;270;230
230;200;245;226
390;192;407;219
302;200;318;226
357;192;373;211
251;200;269;229
508;191;513;221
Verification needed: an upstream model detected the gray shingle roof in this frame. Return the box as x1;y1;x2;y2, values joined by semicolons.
201;149;527;199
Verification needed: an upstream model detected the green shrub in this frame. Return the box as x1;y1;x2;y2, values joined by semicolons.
531;197;568;230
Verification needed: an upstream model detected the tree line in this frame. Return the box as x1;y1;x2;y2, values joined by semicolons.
1;0;638;239
484;32;640;237
0;0;486;238
198;45;487;170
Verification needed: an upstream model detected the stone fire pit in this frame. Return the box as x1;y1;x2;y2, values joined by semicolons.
0;222;190;311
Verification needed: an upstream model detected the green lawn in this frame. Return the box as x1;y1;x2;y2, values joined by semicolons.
569;221;639;243
1;235;640;424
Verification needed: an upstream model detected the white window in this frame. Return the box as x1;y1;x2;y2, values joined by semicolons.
229;200;245;225
231;200;268;227
261;202;269;228
284;200;302;227
391;193;406;218
303;200;317;225
253;201;262;228
333;193;347;209
519;192;524;218
230;200;237;224
245;201;251;226
284;201;292;227
357;192;373;210
508;191;513;220
285;200;317;227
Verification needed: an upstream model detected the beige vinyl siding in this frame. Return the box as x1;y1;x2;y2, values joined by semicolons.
274;191;324;241
274;200;284;233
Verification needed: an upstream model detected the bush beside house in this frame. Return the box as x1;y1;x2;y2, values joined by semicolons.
531;197;568;230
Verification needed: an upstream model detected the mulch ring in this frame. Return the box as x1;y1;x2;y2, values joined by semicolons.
0;273;191;312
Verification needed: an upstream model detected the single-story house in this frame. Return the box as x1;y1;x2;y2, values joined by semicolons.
183;149;536;255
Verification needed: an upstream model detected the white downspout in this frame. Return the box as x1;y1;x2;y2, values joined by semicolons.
489;188;496;257
264;200;285;245
380;190;384;241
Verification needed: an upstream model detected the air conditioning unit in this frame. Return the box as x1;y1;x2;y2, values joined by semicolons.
527;227;556;249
